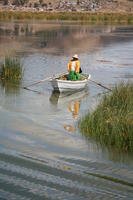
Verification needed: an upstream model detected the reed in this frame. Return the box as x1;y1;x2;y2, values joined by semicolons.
0;11;133;24
0;56;23;82
79;83;133;152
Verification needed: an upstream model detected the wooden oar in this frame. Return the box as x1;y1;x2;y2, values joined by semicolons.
82;73;112;91
23;77;51;89
89;79;112;91
23;71;67;89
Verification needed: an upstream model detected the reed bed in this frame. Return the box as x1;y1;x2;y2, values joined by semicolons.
0;11;133;24
0;56;23;81
79;83;133;151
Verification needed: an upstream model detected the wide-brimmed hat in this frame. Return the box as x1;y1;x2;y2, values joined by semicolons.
72;54;79;59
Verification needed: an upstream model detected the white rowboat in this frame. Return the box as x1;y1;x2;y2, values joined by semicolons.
50;73;91;92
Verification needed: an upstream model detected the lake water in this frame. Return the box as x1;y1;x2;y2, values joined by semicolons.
0;21;133;199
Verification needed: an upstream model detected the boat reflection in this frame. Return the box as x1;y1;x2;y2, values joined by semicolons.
49;88;89;106
49;89;89;133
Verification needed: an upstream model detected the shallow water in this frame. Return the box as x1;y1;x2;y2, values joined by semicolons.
0;21;133;199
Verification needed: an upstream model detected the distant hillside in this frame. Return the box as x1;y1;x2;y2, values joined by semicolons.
0;0;133;12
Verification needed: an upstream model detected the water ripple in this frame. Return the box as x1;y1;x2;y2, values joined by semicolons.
0;152;133;199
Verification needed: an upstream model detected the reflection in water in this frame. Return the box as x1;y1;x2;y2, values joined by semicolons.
0;21;125;56
63;100;80;133
1;22;133;57
68;100;80;119
0;22;133;199
50;89;88;133
49;89;89;106
0;80;21;96
63;124;75;133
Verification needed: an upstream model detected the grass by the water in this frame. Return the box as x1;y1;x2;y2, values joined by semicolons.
0;11;133;24
79;83;133;151
0;56;23;81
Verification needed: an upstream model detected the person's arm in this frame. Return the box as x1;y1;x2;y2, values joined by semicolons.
68;61;71;72
75;61;80;73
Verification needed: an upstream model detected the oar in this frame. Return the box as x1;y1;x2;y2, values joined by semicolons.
83;73;112;91
23;77;51;89
23;71;67;89
89;78;112;91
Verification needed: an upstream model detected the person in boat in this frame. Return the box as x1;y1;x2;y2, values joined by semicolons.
67;54;81;81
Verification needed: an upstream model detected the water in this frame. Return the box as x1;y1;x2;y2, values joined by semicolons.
0;21;133;199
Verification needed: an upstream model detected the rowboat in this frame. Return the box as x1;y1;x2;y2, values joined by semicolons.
50;73;91;92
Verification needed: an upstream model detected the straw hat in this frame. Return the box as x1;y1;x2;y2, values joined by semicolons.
72;54;79;59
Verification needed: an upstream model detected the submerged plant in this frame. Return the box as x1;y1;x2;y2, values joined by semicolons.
79;83;133;152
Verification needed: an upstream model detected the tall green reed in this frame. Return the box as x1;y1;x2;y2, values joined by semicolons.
79;83;133;152
0;56;23;82
0;56;24;94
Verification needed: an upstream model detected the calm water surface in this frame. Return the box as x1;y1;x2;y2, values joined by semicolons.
0;21;133;199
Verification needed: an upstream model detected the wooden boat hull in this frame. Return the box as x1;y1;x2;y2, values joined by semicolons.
50;74;91;92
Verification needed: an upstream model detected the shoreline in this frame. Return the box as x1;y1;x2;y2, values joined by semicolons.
0;11;133;24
